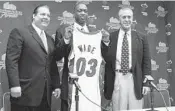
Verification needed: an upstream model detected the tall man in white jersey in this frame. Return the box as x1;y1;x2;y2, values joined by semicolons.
55;2;110;111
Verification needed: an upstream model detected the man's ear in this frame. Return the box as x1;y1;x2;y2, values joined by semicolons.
32;14;35;20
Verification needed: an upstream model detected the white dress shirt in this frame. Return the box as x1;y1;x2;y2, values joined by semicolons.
116;29;132;70
32;23;48;52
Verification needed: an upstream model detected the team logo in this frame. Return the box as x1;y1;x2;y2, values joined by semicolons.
165;23;171;28
165;23;172;36
166;60;172;65
166;32;171;36
106;17;120;30
151;59;159;71
88;14;97;28
0;53;6;70
0;2;22;18
155;6;167;17
102;1;109;10
157;78;170;90
58;11;75;25
166;60;172;73
145;22;158;34
156;42;169;53
141;3;148;16
119;0;134;10
167;68;172;73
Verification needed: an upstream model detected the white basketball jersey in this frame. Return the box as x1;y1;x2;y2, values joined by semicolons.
69;28;102;111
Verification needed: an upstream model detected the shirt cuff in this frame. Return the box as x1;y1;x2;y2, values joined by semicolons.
103;41;110;46
10;86;21;92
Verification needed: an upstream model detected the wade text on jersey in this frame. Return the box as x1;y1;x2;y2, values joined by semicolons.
78;44;96;54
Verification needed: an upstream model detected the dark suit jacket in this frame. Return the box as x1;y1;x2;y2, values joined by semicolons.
103;30;151;100
5;25;60;106
55;24;106;100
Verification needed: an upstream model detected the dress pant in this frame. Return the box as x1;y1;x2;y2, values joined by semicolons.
11;84;51;111
61;79;74;111
112;72;143;111
61;99;69;111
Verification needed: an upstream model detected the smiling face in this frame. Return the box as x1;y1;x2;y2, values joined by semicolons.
118;8;133;32
32;5;50;30
74;3;88;26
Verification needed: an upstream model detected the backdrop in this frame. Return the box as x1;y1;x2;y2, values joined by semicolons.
0;1;175;111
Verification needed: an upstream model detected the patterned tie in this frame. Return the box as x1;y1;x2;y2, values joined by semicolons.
121;32;129;75
40;30;48;53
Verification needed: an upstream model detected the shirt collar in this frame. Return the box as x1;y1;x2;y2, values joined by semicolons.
74;22;87;30
32;23;43;36
119;28;131;36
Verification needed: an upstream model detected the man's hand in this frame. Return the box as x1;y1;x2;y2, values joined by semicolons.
64;25;74;40
101;29;110;43
53;88;61;99
142;86;150;95
69;73;79;79
10;86;21;98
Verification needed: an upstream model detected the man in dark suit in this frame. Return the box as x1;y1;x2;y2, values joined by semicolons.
5;5;61;111
55;3;109;111
103;7;151;110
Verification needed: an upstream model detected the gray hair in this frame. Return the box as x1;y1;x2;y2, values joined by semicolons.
118;8;133;17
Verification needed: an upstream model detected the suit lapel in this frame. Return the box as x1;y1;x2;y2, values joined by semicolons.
131;31;137;69
28;25;48;54
46;33;53;54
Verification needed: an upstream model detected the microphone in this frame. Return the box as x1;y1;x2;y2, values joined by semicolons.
69;73;81;91
145;75;159;92
73;79;81;91
149;81;159;92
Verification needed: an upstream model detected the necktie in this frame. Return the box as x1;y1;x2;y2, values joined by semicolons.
40;31;48;53
121;32;129;75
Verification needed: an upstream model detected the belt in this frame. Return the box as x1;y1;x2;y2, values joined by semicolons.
115;69;132;73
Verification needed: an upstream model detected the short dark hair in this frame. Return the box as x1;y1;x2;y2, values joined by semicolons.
74;2;87;12
33;4;49;15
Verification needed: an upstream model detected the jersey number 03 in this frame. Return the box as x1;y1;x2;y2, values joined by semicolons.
76;57;98;77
